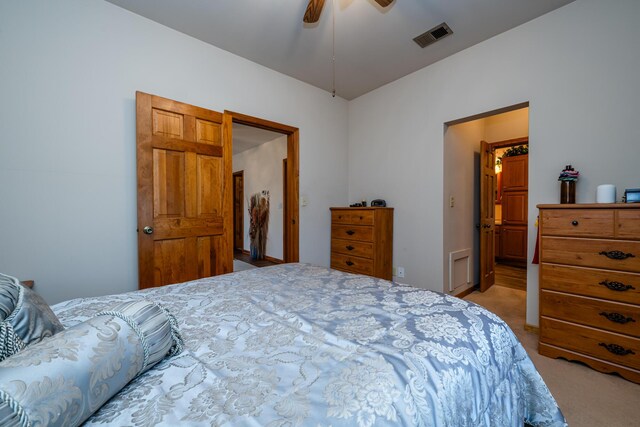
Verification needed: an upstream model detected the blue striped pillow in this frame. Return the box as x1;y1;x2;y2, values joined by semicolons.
0;299;183;427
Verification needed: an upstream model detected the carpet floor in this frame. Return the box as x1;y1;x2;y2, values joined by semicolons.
465;285;640;427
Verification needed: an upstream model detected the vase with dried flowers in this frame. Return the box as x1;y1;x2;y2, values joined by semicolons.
558;165;579;204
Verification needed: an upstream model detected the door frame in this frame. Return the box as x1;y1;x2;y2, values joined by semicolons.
232;170;244;252
225;111;299;262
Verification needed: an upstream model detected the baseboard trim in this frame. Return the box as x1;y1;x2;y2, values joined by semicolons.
524;323;539;334
454;285;478;299
240;249;284;264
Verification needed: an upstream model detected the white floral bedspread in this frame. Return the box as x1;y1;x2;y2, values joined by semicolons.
52;263;566;427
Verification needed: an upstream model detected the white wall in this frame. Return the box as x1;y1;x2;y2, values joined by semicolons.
484;109;529;142
348;0;640;326
233;136;287;259
0;0;349;304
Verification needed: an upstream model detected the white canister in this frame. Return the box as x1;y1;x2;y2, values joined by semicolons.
596;184;616;203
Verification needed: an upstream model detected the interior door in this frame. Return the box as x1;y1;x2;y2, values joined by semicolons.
136;92;233;289
233;171;244;251
480;140;496;292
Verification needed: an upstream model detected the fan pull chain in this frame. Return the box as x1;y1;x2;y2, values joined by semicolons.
332;0;336;97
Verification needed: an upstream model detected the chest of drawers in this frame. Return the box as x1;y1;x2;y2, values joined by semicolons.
538;204;640;383
330;207;393;280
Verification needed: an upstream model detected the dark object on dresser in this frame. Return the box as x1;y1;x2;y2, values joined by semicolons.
371;199;386;207
624;188;640;203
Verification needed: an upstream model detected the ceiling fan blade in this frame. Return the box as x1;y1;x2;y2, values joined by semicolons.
374;0;393;7
303;0;326;23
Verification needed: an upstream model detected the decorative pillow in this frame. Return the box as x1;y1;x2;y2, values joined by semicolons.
0;273;64;362
0;300;183;427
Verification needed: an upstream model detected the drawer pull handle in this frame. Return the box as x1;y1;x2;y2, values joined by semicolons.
346;230;355;236
359;216;363;220
346;245;355;251
598;342;635;356
345;261;354;266
599;250;635;260
571;220;579;226
599;312;636;324
599;280;635;292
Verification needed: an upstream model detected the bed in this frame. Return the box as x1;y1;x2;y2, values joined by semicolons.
4;264;566;426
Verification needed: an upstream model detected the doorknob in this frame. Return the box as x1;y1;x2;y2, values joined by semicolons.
143;226;154;235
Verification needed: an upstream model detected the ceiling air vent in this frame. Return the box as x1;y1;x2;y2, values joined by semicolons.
413;22;453;48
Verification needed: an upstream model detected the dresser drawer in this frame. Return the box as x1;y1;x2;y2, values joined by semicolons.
618;210;640;240
331;238;374;258
540;264;640;305
331;210;375;226
540;317;640;369
331;225;374;242
540;290;640;337
541;209;614;238
541;237;640;272
331;253;374;276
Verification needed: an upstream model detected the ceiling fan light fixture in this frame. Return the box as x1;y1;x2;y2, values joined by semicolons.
303;0;326;24
375;0;394;7
303;0;393;23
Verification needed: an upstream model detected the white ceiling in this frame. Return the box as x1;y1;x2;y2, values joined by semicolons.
233;123;284;155
106;0;574;100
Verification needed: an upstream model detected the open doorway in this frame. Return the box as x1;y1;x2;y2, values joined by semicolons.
443;103;529;299
228;111;299;271
493;136;528;291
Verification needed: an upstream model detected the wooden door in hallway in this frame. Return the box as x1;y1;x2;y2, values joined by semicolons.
233;171;244;251
479;140;496;292
136;92;233;289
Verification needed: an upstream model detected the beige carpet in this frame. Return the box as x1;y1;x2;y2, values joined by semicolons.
465;286;640;427
233;259;257;272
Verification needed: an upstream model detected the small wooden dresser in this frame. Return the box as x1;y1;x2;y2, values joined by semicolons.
330;207;393;280
538;203;640;383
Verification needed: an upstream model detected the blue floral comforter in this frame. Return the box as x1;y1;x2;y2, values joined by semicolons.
53;263;566;427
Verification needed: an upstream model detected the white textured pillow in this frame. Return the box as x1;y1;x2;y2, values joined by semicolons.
0;273;64;362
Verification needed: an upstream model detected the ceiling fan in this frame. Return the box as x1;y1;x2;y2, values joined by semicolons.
303;0;393;23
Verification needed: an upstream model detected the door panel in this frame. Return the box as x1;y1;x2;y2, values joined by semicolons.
503;191;528;225
137;92;232;289
153;150;185;218
197;155;222;216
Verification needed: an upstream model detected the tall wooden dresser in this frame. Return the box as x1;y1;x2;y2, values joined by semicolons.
538;204;640;383
330;207;393;280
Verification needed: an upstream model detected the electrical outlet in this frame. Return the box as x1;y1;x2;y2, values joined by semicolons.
397;267;405;278
449;196;455;207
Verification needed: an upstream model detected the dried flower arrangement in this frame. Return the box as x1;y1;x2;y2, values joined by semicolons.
249;191;270;260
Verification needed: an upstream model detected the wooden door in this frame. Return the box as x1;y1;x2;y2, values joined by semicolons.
479;140;496;292
502;155;528;190
136;92;233;289
503;191;528;225
233;171;244;251
502;226;528;262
